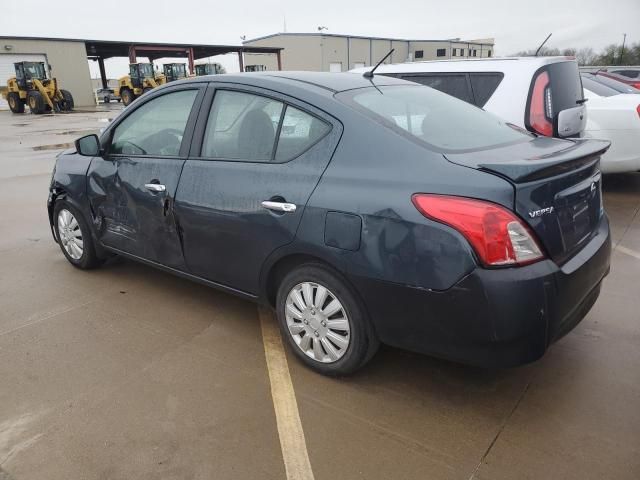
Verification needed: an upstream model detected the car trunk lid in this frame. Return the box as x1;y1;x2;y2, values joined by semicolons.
445;137;610;264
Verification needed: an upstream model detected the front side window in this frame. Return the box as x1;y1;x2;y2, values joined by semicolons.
110;89;198;156
436;49;446;57
339;85;530;152
414;50;424;59
202;90;283;162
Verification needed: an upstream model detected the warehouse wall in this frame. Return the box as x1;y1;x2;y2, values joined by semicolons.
0;38;94;106
243;35;321;72
243;34;494;72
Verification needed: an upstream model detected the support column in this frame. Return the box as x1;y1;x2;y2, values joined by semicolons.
128;46;136;64
188;48;195;74
238;50;244;72
97;57;108;89
276;50;282;71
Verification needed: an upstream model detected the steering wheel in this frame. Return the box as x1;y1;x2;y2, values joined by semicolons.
119;140;147;155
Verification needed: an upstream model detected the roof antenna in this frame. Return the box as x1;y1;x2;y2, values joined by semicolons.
363;49;394;78
534;33;552;57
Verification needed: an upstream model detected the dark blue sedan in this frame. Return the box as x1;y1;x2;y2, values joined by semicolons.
48;72;611;375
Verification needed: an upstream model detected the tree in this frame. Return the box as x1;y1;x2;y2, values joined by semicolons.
510;42;639;66
575;47;597;66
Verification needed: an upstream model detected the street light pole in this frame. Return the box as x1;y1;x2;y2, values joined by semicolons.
619;33;627;65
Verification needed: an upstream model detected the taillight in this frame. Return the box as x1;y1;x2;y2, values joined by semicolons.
636;104;640;118
631;82;640;90
412;194;545;267
529;70;554;136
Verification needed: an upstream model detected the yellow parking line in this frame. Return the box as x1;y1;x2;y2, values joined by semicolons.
615;244;640;261
259;307;315;480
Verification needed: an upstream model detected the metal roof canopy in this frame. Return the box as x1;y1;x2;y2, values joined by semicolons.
84;39;282;61
83;39;283;89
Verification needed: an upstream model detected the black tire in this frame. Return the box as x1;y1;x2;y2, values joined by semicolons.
27;91;45;114
142;87;153;94
121;89;134;106
103;96;110;104
60;89;74;111
53;200;102;270
276;263;379;376
7;92;25;113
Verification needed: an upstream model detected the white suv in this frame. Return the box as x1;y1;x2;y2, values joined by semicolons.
351;57;587;138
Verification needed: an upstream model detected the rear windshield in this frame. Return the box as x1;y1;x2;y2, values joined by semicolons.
546;61;585;112
338;85;530;152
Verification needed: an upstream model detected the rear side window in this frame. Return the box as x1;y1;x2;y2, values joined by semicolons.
340;85;530;152
275;106;331;162
202;90;283;162
202;90;331;163
400;74;474;104
469;73;503;107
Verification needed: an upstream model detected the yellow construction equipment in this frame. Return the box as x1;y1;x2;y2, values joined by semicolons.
114;63;161;106
115;62;190;106
163;63;187;82
194;63;225;76
1;61;74;114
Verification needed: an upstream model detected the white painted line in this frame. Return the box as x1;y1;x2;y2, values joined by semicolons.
615;245;640;261
259;307;315;480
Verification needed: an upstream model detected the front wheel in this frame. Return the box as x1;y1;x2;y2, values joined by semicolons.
7;92;25;113
59;89;74;111
53;201;102;269
276;264;379;376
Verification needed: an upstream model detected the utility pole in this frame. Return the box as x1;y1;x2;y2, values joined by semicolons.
619;33;627;65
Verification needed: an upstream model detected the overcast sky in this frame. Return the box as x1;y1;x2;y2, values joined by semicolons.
2;0;638;78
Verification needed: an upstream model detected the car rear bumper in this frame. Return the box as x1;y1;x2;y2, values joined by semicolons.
349;215;611;368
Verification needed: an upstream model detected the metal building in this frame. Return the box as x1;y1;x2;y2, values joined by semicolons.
0;36;282;107
242;33;495;72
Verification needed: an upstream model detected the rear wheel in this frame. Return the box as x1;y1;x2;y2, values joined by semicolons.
142;87;153;94
103;96;110;104
53;201;102;269
121;89;134;106
276;263;379;375
27;91;45;114
7;92;24;113
59;89;74;111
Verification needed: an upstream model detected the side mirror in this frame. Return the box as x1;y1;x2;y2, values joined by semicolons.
75;134;101;156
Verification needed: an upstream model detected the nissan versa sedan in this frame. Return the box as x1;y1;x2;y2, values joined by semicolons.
48;72;611;375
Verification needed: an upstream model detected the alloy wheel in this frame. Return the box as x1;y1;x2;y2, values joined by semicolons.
285;282;351;363
57;209;84;260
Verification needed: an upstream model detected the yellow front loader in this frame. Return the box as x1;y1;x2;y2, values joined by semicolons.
1;62;74;114
114;63;163;106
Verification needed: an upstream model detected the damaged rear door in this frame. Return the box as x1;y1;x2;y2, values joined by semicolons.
86;85;204;268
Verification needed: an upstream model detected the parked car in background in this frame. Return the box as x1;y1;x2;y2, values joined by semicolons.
49;72;610;375
96;88;120;104
580;83;640;173
592;69;640;90
351;57;587;138
582;72;640;95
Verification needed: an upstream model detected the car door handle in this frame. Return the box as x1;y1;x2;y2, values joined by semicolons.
145;183;166;193
261;200;297;213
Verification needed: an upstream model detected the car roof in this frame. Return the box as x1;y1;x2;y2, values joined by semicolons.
177;71;410;94
349;56;576;74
